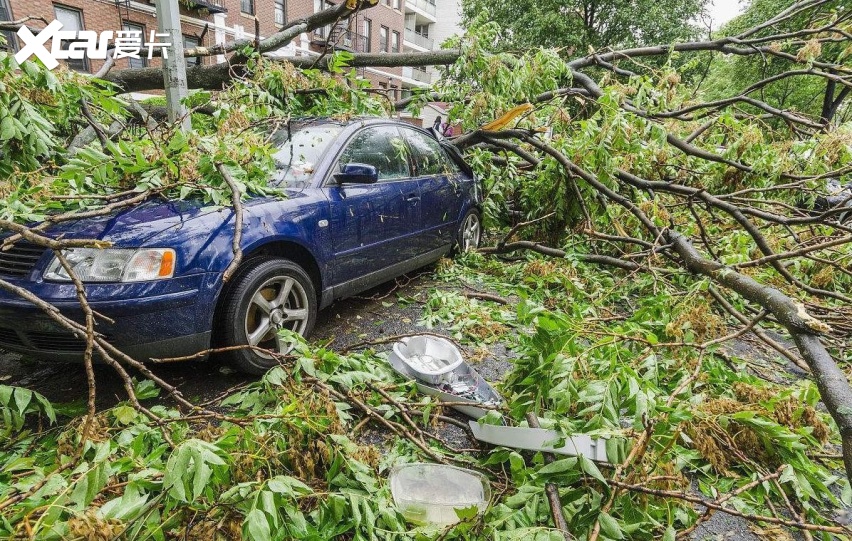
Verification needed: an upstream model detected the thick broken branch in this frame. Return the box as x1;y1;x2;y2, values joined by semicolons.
480;240;643;270
102;49;461;92
667;231;852;480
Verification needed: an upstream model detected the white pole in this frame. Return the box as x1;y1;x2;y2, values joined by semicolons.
155;0;192;131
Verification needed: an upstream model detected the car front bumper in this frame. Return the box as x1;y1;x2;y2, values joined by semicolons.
0;272;221;363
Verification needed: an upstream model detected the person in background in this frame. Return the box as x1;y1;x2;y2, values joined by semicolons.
433;116;443;133
443;121;454;137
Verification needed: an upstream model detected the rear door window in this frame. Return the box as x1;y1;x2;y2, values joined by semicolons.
402;128;460;177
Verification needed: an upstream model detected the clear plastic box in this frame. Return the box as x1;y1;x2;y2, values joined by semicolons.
389;463;490;526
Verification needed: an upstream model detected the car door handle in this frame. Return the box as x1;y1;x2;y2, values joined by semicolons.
406;194;420;202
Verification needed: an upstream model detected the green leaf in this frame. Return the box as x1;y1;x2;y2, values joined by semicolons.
0;115;15;140
538;457;578;475
579;455;606;484
113;405;136;425
133;379;160;400
13;387;32;415
244;509;271;540
598;512;623;540
454;504;480;520
284;507;309;537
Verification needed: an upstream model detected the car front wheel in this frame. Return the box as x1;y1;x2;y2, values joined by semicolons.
219;257;317;374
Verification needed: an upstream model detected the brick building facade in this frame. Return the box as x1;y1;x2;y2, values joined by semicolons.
0;0;430;100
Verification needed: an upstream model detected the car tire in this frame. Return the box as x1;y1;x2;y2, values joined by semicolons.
218;257;317;375
455;209;482;253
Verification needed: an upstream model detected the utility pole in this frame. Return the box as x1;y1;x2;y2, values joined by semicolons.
155;0;192;132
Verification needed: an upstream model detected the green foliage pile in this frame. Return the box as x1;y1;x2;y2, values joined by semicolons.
0;48;387;223
422;18;852;299
0;254;846;539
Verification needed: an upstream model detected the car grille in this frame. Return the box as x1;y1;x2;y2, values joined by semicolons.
27;331;88;352
0;327;97;353
0;242;46;277
0;327;23;347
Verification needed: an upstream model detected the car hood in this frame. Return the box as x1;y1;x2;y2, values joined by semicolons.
41;198;216;245
41;191;306;246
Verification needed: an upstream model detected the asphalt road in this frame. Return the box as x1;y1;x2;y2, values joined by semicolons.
0;272;466;409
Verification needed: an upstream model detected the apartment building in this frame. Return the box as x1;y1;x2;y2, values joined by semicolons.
0;0;416;94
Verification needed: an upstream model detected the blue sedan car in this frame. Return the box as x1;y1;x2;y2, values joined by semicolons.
0;118;482;374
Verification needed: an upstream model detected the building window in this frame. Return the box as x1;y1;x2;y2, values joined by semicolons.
379;25;388;52
363;18;372;52
53;5;88;72
184;35;200;67
391;30;399;53
121;22;146;69
274;0;286;26
241;0;254;14
314;0;332;38
0;0;15;52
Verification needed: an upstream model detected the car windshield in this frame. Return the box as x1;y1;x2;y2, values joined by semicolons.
270;124;342;187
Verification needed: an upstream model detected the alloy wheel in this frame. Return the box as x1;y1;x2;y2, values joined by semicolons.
244;275;310;358
461;212;482;252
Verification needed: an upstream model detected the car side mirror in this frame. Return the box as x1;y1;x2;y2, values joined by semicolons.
334;163;379;184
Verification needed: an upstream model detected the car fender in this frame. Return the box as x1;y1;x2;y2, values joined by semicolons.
455;174;483;223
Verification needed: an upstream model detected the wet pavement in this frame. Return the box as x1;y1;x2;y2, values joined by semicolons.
0;270;512;412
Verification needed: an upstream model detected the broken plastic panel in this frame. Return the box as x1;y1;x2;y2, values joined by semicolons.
468;422;610;462
392;335;464;384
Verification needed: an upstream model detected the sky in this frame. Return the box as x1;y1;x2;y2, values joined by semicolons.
708;0;746;28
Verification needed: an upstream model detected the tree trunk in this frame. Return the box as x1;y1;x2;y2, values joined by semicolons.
102;50;462;93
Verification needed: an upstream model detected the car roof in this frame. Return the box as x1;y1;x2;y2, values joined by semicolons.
285;116;436;135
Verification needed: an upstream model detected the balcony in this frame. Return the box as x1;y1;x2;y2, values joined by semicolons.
404;28;433;50
315;25;369;53
183;0;228;13
403;66;432;84
405;0;436;18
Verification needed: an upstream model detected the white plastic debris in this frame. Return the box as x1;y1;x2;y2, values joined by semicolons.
392;335;464;384
468;422;610;463
387;335;503;419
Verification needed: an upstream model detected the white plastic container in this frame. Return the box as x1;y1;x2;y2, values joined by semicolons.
391;335;464;385
389;463;490;526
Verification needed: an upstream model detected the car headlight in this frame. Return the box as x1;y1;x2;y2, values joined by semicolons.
44;248;176;282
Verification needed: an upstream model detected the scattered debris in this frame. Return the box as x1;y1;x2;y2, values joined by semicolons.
468;421;611;462
389;463;491;526
393;335;464;384
388;335;503;419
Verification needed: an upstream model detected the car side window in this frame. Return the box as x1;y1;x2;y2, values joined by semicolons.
402;128;460;176
336;126;411;181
